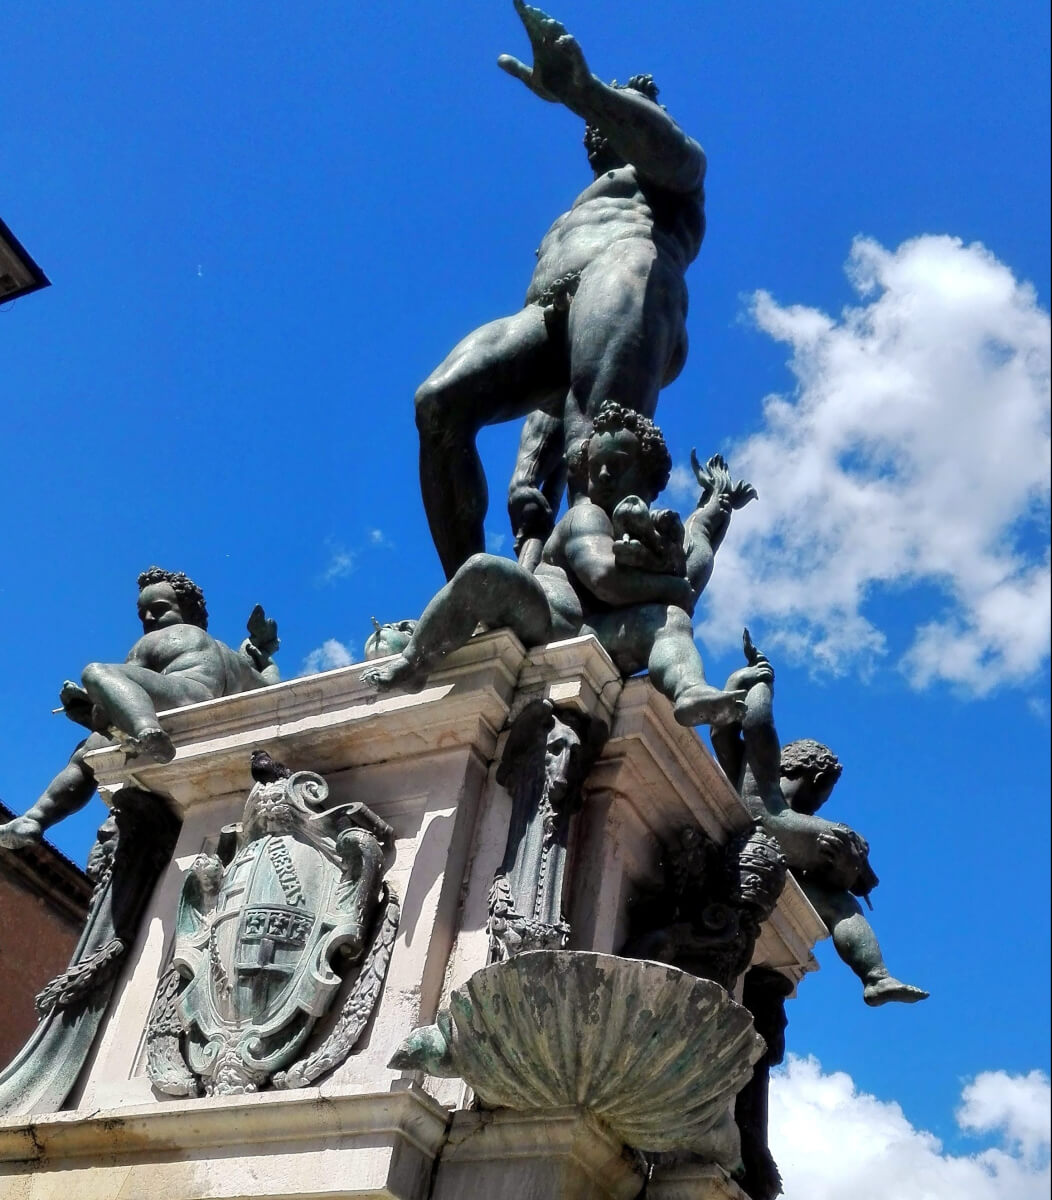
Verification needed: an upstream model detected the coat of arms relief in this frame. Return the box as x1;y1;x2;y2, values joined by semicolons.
146;752;400;1097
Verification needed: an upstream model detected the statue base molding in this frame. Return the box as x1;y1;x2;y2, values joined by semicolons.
648;1162;750;1199
0;1087;448;1200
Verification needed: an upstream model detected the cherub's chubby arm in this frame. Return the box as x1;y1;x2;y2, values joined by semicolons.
683;452;756;598
498;1;705;193
562;504;693;610
739;734;860;878
729;631;863;877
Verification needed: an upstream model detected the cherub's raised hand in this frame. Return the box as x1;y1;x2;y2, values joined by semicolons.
742;627;763;666
724;627;774;694
728;479;759;510
691;449;729;500
246;604;279;658
498;1;590;105
691;449;758;511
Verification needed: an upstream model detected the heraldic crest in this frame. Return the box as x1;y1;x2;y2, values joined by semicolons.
146;751;400;1097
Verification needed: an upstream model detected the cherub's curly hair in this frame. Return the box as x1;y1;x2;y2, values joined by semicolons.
136;566;209;630
780;739;843;788
584;401;672;496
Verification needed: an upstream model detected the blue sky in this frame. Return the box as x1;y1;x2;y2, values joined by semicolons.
2;3;1049;1193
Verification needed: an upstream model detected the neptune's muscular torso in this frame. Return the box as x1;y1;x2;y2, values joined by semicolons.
525;164;704;303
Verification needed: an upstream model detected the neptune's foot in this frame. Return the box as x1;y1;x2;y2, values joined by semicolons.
0;814;44;849
362;654;429;693
672;685;747;728
863;976;930;1007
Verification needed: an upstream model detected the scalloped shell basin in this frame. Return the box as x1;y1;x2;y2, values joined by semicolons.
445;951;764;1153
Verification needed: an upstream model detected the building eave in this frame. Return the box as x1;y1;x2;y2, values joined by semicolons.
0;217;51;303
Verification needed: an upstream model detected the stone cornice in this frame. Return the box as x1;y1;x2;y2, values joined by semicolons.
83;630;528;814
0;1084;449;1164
593;675;758;842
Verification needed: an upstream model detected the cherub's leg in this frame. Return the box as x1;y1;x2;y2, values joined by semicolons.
802;882;929;1006
589;604;745;727
363;555;553;692
0;732;110;848
81;663;211;763
649;606;746;727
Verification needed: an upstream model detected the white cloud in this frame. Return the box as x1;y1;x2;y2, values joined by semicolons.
665;463;698;505
300;638;356;675
485;528;507;554
317;540;356;585
958;1069;1052;1164
316;530;393;584
697;235;1051;695
770;1056;1051;1200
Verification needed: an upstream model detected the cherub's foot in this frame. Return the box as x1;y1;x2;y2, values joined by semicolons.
0;815;44;850
863;976;930;1007
361;654;430;694
126;727;177;764
672;685;747;728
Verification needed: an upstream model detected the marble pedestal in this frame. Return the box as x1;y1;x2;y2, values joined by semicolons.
430;1109;643;1200
648;1163;750;1199
0;632;826;1200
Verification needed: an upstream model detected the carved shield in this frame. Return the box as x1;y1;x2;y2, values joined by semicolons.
171;772;382;1093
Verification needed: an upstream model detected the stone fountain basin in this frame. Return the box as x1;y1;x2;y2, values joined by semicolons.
407;950;765;1155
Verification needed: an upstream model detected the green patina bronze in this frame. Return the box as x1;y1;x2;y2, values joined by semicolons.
365;403;754;732
390;950;763;1170
0;567;279;851
711;631;930;1008
415;1;709;579
0;789;179;1117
